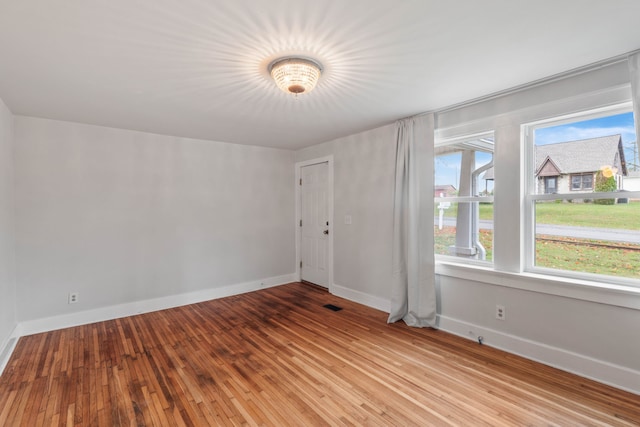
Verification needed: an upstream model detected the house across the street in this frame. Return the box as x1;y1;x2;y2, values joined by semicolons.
535;134;627;194
434;184;457;197
483;134;628;195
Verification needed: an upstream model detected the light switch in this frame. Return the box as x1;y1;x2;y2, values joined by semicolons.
344;215;352;225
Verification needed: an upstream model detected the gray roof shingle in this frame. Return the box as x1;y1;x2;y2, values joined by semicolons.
482;134;626;180
535;134;623;175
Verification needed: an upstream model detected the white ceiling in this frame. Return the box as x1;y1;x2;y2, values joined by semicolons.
1;1;640;150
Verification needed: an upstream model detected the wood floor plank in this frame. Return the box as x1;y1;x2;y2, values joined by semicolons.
1;282;639;426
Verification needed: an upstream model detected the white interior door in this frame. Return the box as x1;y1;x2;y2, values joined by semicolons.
300;162;329;287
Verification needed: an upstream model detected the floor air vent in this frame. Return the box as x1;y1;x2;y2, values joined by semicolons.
323;304;343;312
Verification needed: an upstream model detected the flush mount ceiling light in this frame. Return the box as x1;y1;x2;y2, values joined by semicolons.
269;57;322;95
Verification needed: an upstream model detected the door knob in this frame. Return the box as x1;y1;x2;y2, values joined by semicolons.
323;230;329;235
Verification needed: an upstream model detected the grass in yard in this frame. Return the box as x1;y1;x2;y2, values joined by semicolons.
438;201;640;230
434;226;456;257
535;201;640;230
435;227;640;278
535;236;640;278
436;203;493;221
435;226;493;261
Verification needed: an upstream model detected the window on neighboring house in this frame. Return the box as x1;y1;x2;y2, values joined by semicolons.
525;106;640;283
434;133;494;263
570;173;593;191
544;177;557;194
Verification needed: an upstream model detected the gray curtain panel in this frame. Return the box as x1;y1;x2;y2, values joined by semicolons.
388;114;437;327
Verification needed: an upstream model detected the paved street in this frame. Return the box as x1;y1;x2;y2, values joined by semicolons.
435;218;640;244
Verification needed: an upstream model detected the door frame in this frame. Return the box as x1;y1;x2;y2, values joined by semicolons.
295;156;334;291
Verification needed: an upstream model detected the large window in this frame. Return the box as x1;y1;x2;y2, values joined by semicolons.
434;57;640;301
434;133;494;263
525;106;640;282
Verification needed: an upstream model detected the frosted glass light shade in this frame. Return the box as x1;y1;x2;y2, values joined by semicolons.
269;57;322;94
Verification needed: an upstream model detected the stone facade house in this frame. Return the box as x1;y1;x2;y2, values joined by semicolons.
483;134;628;194
535;134;627;194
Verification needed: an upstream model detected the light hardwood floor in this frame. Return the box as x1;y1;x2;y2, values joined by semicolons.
1;282;639;426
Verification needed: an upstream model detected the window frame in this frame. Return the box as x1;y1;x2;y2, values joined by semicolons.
570;173;594;191
544;176;557;194
434;58;640;306
523;102;640;287
434;131;495;265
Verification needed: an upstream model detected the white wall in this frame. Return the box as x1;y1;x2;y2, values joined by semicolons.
438;276;640;371
296;125;396;309
14;117;295;321
0;98;16;355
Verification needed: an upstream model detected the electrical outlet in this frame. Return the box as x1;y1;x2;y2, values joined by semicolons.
68;292;79;304
496;304;505;320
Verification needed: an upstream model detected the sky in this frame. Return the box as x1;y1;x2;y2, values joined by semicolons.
435;111;638;189
536;111;638;170
535;111;636;147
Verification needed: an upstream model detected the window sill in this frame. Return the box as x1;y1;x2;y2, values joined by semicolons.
435;260;640;310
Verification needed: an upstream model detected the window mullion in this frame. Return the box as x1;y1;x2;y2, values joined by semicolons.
494;124;524;273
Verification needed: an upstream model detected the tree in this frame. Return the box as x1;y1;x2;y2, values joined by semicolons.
594;166;617;205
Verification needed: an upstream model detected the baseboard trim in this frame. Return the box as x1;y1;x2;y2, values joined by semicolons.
18;274;296;338
0;324;20;376
438;314;640;396
324;285;639;395
331;283;390;313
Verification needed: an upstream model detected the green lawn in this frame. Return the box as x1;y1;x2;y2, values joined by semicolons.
436;201;640;278
435;227;493;261
439;201;640;230
535;236;640;277
435;227;640;278
535;201;640;230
